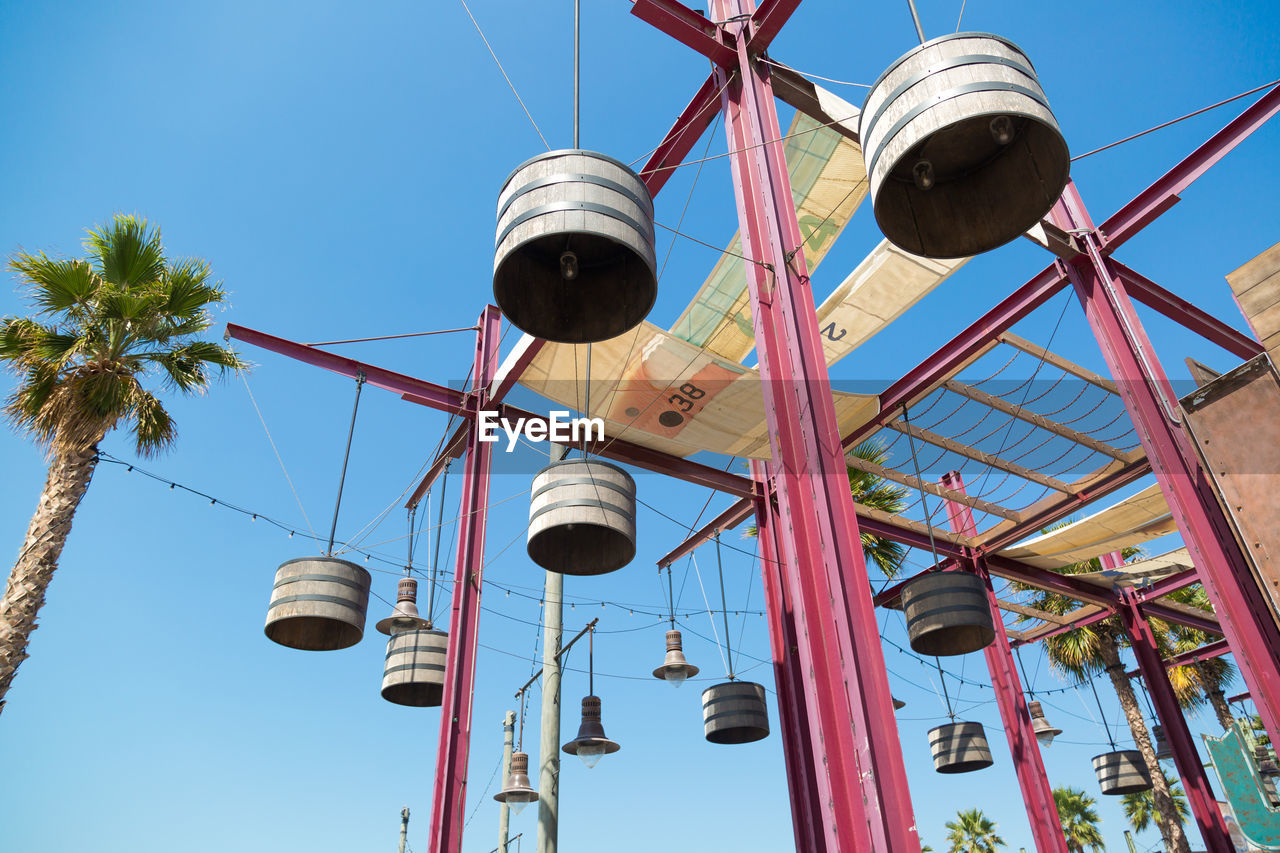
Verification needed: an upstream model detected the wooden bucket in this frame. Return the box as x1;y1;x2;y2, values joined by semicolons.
860;33;1069;258
381;629;448;707
929;721;994;773
494;149;656;343
527;459;636;575
702;681;770;745
1093;749;1153;795
901;571;995;656
264;556;371;651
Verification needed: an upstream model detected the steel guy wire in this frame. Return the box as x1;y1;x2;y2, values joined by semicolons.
457;0;550;149
239;370;319;541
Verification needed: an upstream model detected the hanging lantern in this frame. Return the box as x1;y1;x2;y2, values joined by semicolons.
702;681;770;745
562;695;621;768
1152;724;1174;760
494;751;539;815
381;628;449;707
527;459;636;575
264;556;372;651
859;33;1070;258
1255;745;1280;777
1029;701;1062;747
901;571;995;656
652;629;700;687
1093;750;1153;795
376;577;433;635
929;721;995;773
493;150;657;343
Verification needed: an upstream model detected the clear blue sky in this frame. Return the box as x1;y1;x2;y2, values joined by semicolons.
2;2;1279;852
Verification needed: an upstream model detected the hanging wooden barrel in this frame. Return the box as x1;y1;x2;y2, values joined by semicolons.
494;149;657;343
1093;749;1153;795
264;556;371;651
860;33;1070;259
527;458;636;575
702;681;770;745
381;629;449;707
929;721;994;773
901;571;995;656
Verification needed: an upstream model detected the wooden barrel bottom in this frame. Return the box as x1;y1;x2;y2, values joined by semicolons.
703;681;769;745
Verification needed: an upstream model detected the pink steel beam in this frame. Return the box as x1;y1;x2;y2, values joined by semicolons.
942;471;1068;853
1120;589;1234;853
978;458;1152;553
747;0;803;47
630;1;737;67
638;72;725;196
1125;638;1232;676
1053;181;1280;744
1113;262;1263;361
709;1;918;847
752;460;825;853
428;306;500;853
842;265;1069;449
226;323;467;414
657;499;755;567
1100;83;1280;250
407;421;469;510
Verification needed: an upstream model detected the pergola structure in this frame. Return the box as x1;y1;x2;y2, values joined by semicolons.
228;2;1280;852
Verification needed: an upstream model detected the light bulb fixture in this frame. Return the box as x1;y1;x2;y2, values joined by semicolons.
990;114;1015;146
1151;725;1173;760
559;250;579;281
912;159;935;191
375;577;432;635
562;695;620;768
1029;700;1062;747
652;629;700;688
494;751;539;813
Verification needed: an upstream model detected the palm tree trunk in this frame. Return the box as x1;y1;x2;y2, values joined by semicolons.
1102;639;1190;853
1198;671;1234;730
0;441;101;715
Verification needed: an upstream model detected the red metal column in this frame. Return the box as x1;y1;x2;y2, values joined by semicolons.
428;305;501;853
714;2;918;849
751;460;824;853
1051;182;1280;744
940;471;1068;853
1118;588;1234;853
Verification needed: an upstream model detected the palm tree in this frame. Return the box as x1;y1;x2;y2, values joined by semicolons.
1015;545;1192;853
0;216;243;714
944;808;1006;853
1162;584;1236;730
1122;774;1189;835
1053;786;1106;853
747;438;908;575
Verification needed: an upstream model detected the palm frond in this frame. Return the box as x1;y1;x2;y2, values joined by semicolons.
127;389;177;456
9;255;101;318
84;215;165;288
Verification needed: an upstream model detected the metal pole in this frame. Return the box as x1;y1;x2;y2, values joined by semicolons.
713;2;918;849
499;712;515;853
427;305;501;853
326;371;366;554
941;470;1068;853
904;0;927;44
1051;182;1280;745
1119;587;1234;853
399;807;410;853
751;459;825;853
572;0;579;149
537;570;562;853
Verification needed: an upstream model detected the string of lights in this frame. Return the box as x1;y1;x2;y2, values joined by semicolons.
99;448;1150;712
